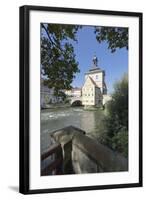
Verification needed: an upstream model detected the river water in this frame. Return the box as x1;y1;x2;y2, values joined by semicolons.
41;107;104;153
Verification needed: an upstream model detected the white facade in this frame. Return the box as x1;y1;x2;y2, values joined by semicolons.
82;76;102;106
82;56;107;107
85;69;107;94
65;88;82;98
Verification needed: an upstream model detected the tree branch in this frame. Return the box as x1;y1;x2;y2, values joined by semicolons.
41;24;62;52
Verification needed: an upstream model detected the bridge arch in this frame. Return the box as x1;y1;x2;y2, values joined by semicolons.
71;100;82;106
69;96;82;106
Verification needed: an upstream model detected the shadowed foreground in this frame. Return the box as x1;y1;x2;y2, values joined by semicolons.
41;126;128;175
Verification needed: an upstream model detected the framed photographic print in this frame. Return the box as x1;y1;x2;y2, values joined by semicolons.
19;5;143;194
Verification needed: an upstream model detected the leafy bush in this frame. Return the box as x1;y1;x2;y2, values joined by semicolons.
111;127;128;157
96;74;128;157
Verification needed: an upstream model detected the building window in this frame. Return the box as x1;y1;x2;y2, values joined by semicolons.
96;75;98;79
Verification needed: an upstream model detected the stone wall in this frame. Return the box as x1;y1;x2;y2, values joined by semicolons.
51;126;128;174
72;133;128;173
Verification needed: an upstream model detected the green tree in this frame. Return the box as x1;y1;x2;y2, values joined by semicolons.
96;74;128;157
94;27;128;53
41;24;80;98
107;74;128;130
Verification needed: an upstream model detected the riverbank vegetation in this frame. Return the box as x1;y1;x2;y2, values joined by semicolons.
94;74;128;157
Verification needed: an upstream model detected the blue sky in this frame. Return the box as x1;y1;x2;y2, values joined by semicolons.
71;26;128;93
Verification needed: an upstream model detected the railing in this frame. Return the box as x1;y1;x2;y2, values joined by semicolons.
41;143;63;176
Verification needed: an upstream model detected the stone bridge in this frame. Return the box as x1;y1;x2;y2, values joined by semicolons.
69;96;82;106
69;95;111;106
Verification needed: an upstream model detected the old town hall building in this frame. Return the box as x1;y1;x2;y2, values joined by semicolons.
82;56;108;107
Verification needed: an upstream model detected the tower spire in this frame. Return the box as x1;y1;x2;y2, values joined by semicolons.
92;55;98;68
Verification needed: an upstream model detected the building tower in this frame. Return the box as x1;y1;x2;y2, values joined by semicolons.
85;56;107;95
82;56;107;107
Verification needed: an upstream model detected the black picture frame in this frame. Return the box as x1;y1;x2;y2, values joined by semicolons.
19;5;143;194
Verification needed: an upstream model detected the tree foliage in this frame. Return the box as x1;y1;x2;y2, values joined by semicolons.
107;74;128;130
41;24;80;97
94;27;128;53
96;74;128;157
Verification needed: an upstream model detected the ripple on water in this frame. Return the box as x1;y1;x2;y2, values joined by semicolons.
41;110;82;121
41;107;104;152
